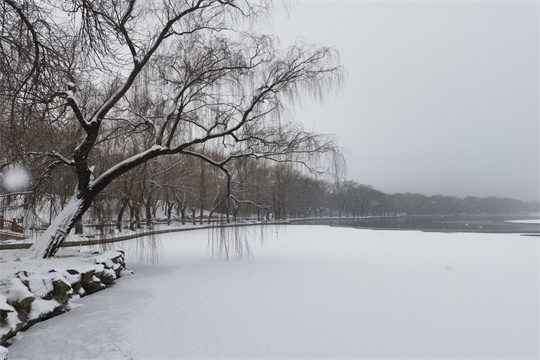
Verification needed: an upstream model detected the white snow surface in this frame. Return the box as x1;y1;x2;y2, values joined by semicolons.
0;249;117;279
7;225;540;359
507;219;540;224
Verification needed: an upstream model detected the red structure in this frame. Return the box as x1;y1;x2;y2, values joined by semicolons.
11;218;23;233
0;216;24;233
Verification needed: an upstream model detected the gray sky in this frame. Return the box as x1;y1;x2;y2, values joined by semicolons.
266;0;539;202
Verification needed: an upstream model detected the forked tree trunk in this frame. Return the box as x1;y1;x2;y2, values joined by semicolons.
27;195;93;259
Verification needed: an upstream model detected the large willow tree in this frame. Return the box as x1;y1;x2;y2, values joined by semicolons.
0;0;343;258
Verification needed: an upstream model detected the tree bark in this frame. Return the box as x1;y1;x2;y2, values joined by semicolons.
145;196;153;228
134;205;141;229
74;219;84;235
199;206;204;225
166;201;174;225
128;202;136;231
116;197;128;232
180;206;186;225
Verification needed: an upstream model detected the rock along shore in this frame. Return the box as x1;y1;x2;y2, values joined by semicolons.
0;250;132;358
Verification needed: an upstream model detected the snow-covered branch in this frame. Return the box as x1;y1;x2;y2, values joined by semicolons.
28;151;74;166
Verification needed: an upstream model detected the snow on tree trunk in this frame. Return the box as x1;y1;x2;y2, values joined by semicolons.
26;196;90;259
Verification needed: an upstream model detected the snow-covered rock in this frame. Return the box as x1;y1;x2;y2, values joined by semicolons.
0;345;7;360
0;250;132;348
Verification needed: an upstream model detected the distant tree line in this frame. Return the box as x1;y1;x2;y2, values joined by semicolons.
2;154;537;233
315;180;538;218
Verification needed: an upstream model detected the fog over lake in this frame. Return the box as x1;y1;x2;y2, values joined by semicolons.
268;0;539;202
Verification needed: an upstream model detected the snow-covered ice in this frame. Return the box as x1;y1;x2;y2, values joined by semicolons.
6;225;539;359
507;219;540;224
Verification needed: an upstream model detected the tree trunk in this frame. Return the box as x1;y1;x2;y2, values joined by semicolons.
134;206;141;229
74;219;84;235
199;207;204;225
27;195;92;259
166;201;173;225
180;206;186;225
116;197;128;232
145;197;153;228
128;202;135;231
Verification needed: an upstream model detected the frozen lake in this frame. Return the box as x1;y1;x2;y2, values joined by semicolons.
8;225;539;359
295;214;540;233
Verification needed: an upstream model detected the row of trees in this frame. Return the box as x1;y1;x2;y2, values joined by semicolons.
2;156;537;236
302;180;538;218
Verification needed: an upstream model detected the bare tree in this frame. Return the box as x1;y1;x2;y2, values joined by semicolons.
1;0;343;258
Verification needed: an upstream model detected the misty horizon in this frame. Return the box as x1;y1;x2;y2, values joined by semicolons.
268;0;539;203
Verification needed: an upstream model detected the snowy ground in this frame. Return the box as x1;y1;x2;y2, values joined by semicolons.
6;225;539;359
507;219;540;224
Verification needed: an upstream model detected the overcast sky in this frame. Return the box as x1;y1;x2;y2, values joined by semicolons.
265;0;538;202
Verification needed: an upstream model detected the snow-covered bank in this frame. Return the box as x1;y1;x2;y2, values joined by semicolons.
0;220;290;249
6;225;538;359
0;249;132;354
